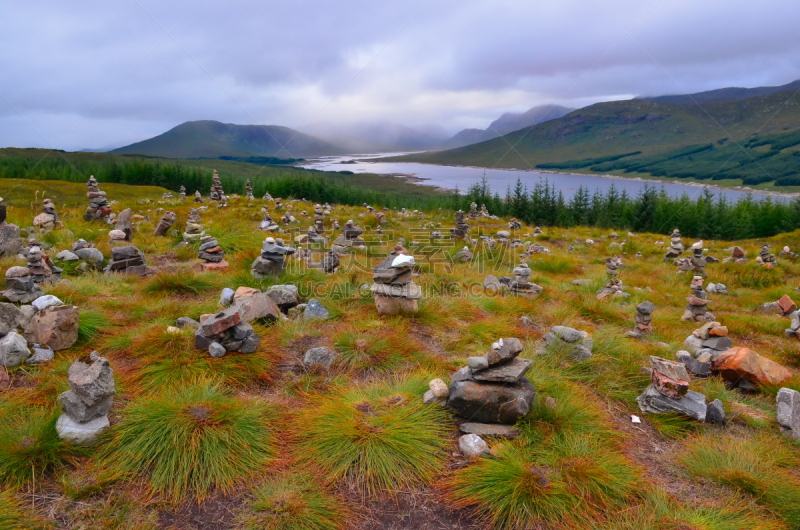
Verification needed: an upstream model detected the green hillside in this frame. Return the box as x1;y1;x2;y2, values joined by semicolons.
111;120;346;158
386;88;800;181
640;79;800;105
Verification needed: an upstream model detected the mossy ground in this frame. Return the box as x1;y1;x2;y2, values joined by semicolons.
2;178;800;528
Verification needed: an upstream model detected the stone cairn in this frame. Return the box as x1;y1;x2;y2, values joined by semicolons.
2;246;61;303
251;237;296;278
194;306;262;357
153;211;176;236
453;246;473;263
109;208;133;245
467;202;479;219
259;211;279;232
451;210;469;239
664;229;684;259
596;277;625;300
681;321;732;378
723;245;747;264
678;244;707;275
626;301;655;338
780;246;799;259
313;204;325;235
183;208;205;242
56;352;115;444
263;191;274;201
104;245;146;275
757;245;777;267
194;190;203;203
320;251;340;273
196;234;228;271
537;326;593;361
706;282;728;295
442;337;534;441
681;276;714;322
0;197;23;257
209;170;225;201
480;204;490;218
33;199;59;231
508;218;522;230
245;179;254;200
504;262;542;298
637;356;714;422
331;220;365;256
179;185;187;201
84;176;112;222
371;251;421;316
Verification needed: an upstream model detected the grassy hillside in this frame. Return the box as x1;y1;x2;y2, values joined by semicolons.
640;79;800;105
4;178;800;528
386;88;800;179
111;120;347;158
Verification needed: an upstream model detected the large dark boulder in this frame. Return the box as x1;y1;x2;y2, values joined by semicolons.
447;378;535;424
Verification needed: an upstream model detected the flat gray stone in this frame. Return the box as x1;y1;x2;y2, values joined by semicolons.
702;336;733;351
777;388;800;437
459;422;520;438
467;356;489;370
459;434;489;458
74;248;104;267
58;390;113;423
209;342;226;358
265;284;300;309
0;331;30;367
471;357;532;383
32;294;63;312
552;326;584;343
448;377;535;424
706;399;725;424
303;299;330;321
56;414;109;445
55;250;79;261
451;366;472;382
176;316;200;330
304;346;337;368
636;385;706;421
26;344;54;364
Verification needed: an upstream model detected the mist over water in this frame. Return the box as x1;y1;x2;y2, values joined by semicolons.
300;154;793;202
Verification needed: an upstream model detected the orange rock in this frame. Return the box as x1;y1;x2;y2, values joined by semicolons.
778;295;797;315
233;286;260;300
709;326;728;337
711;347;791;387
195;260;229;272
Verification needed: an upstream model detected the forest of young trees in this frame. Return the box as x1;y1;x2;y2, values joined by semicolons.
457;176;800;241
2;153;800;240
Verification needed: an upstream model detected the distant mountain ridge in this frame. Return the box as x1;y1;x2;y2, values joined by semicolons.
638;79;800;105
445;104;574;148
111;120;346;159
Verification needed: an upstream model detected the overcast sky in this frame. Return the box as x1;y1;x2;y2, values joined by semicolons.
2;0;800;150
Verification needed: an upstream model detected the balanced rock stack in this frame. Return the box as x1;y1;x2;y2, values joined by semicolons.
251;237;296;278
664;229;684;259
681;276;714;322
33;199;59;231
2;246;60;303
508;218;522;230
179;185;187;201
183;209;205;242
108;208;133;245
537;326;593;360
331;220;366;256
780;246;799;259
0;197;23;257
313;204;325;234
259;211;279;232
468;202;479;219
679;244;707;275
263;191;273;201
194;305;261;356
245;179;254;200
105;245;146;275
723;246;747;264
758;245;777;267
496;230;510;245
56;352;115;444
637;356;708;421
24;295;79;351
626;301;655;338
371;251;421;316
706;282;728;295
500;262;542;298
446;338;535;428
196;235;228;271
605;256;622;276
320;251;340;273
596;278;625;300
480;204;490;218
209;170;225;201
194;190;203;203
153;211;176;236
680;321;732;377
451;210;469;239
83;176;112;222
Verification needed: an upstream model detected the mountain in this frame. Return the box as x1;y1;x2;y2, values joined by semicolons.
638;79;800;105
111;120;346;159
385;85;800;170
308;121;451;152
445;104;574;148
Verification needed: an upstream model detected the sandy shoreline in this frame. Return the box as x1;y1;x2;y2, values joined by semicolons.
360;159;800;199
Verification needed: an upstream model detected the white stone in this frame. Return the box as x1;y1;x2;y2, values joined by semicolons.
32;295;63;312
631;415;641;424
428;378;449;398
391;254;415;268
459;434;489;458
55;250;79;261
56;414;109;444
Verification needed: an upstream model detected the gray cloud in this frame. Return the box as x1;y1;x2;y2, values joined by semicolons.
1;0;799;150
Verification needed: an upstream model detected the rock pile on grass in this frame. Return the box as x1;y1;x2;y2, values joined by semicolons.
183;208;205;242
153;211;176;236
446;338;535;436
32;199;59;231
759;294;796;316
625;301;655;338
57;352;115;444
331;220;365;256
451;210;469;239
196;234;228;271
84;175;112;222
371;250;421;316
251;237;296;278
681;276;714;322
2;245;61;303
637;356;715;422
537;325;594;360
209;170;225;201
104;245;146;276
664;228;683;259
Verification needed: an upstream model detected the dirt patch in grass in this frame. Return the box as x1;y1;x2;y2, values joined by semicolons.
158;489;246;530
346;486;483;530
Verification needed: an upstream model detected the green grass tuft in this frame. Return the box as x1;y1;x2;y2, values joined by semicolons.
296;375;451;493
99;380;277;501
142;271;218;296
